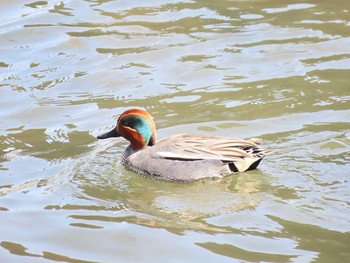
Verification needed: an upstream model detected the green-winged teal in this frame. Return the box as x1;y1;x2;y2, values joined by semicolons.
97;109;272;182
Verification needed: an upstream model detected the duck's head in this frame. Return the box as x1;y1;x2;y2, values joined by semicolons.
97;109;157;150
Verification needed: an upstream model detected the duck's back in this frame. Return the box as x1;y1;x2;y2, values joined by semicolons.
122;134;269;182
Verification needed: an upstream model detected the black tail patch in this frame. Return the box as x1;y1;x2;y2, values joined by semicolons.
228;162;239;173
247;158;263;171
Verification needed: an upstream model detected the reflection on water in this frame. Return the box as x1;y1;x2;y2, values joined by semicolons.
1;0;350;262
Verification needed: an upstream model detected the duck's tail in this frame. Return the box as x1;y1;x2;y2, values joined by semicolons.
230;141;274;172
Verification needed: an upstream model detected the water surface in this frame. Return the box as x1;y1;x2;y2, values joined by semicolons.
1;0;350;262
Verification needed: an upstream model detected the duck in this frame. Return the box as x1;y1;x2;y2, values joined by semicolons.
97;109;272;182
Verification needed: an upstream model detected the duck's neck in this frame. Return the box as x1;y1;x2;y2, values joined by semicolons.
128;133;156;151
124;145;137;157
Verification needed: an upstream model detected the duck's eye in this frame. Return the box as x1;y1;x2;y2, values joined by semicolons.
121;119;129;127
121;118;134;128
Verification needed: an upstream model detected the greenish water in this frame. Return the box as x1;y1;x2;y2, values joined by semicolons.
1;0;349;262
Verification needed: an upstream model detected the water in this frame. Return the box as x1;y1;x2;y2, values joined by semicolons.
1;0;350;262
